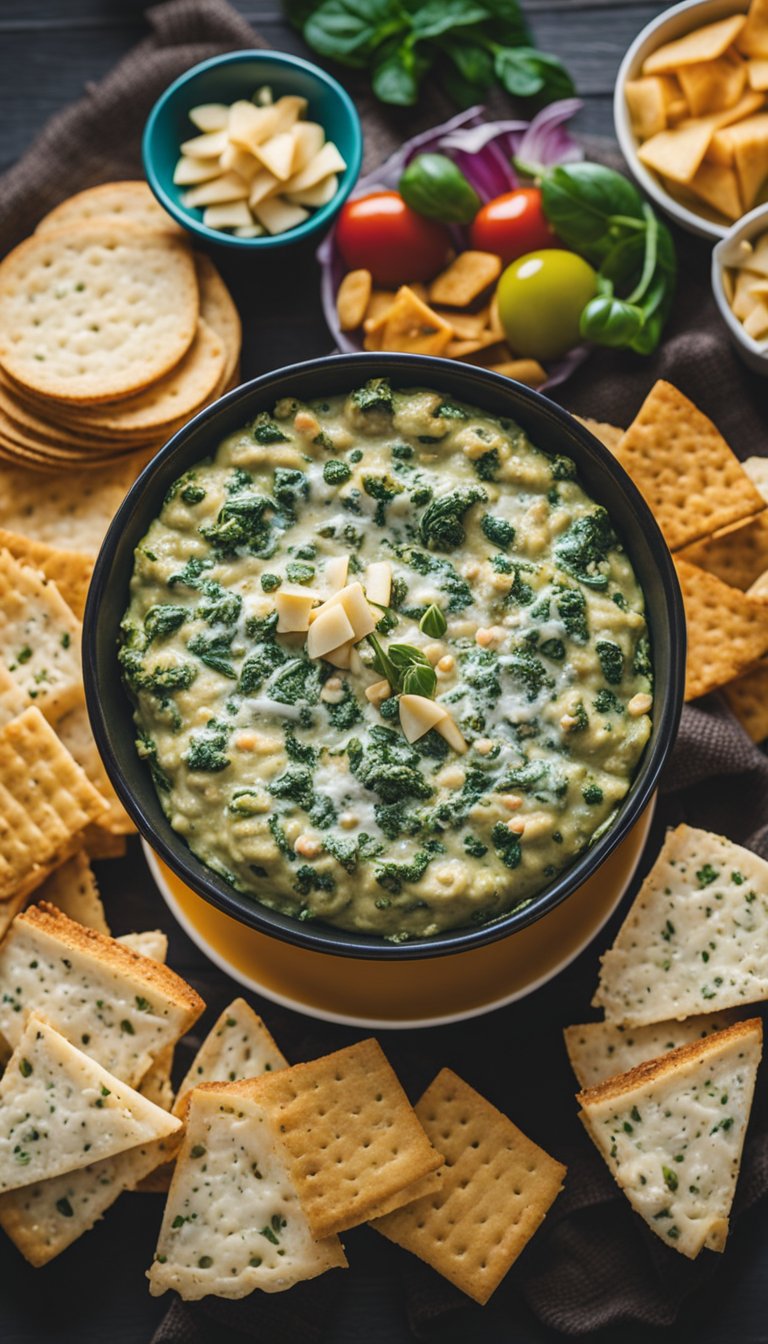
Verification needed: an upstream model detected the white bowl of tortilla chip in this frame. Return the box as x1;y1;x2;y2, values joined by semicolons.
614;0;767;240
712;199;768;371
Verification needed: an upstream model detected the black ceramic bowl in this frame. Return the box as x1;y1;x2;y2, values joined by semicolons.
84;353;685;961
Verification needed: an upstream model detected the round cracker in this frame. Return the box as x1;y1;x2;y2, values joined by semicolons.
36;181;183;237
0;409;161;466
194;253;242;386
0;224;199;403
39;320;226;435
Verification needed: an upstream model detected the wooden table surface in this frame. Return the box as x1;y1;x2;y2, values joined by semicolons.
2;4;768;1343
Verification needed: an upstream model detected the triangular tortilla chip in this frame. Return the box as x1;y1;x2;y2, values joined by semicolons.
0;1013;181;1193
644;15;746;73
379;286;454;356
564;1011;740;1089
678;510;768;589
684;159;743;219
579;1019;762;1258
748;56;768;88
678;51;747;116
615;381;764;551
174;997;288;1116
594;824;768;1024
724;659;768;741
738;0;768;57
637;91;765;181
148;1081;347;1300
675;558;768;699
0;902;204;1087
727;112;768;208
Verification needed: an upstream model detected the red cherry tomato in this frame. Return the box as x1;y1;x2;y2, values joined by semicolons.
335;191;453;288
470;188;557;266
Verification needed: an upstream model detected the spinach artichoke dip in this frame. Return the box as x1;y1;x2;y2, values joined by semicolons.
120;379;653;942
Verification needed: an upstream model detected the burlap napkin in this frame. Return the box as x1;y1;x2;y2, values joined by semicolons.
2;2;768;1339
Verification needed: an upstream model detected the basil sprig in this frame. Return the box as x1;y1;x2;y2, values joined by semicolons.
367;634;438;699
285;0;574;110
518;160;677;355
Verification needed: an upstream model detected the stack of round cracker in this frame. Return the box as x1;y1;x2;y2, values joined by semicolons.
0;183;241;473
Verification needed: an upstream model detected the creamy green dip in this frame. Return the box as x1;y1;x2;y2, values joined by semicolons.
120;379;652;941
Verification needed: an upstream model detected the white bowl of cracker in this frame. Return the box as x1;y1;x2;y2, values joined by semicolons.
712;199;768;370
614;0;768;239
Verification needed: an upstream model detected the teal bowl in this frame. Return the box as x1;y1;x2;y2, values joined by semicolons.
142;49;363;251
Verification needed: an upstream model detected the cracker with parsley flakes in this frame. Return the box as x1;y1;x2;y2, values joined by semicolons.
174;997;288;1115
0;1013;181;1194
0;1128;178;1266
0;902;204;1086
0;530;93;620
148;1080;347;1301
0;707;106;900
578;1017;762;1258
564;1011;740;1089
35;849;109;934
370;1068;565;1304
0;550;82;719
594;824;768;1025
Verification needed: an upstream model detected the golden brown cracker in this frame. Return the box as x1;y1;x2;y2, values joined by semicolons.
255;1038;443;1239
371;1069;565;1305
615;381;764;550
675;557;768;699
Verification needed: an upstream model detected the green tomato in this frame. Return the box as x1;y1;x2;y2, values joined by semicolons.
496;248;598;362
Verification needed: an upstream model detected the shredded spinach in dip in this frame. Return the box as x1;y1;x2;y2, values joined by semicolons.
121;381;653;941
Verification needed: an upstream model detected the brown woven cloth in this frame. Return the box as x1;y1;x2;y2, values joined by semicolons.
2;3;768;1340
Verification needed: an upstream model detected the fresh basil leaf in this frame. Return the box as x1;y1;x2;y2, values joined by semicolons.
410;0;489;40
419;603;448;637
580;296;644;347
303;0;402;67
399;153;481;224
438;34;495;90
387;642;432;670
372;37;431;104
540;163;646;261
495;46;574;102
401;663;438;697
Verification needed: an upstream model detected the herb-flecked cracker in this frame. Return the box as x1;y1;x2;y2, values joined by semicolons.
578;1018;762;1258
0;707;106;899
0;1129;178;1266
0;1013;181;1193
35;849;109;934
371;1068;566;1305
0;224;198;403
674;557;768;699
0;901;204;1085
148;1081;347;1300
564;1011;740;1089
0;550;83;718
174;997;288;1116
254;1038;443;1239
0;530;93;620
615;381;764;550
594;824;768;1025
